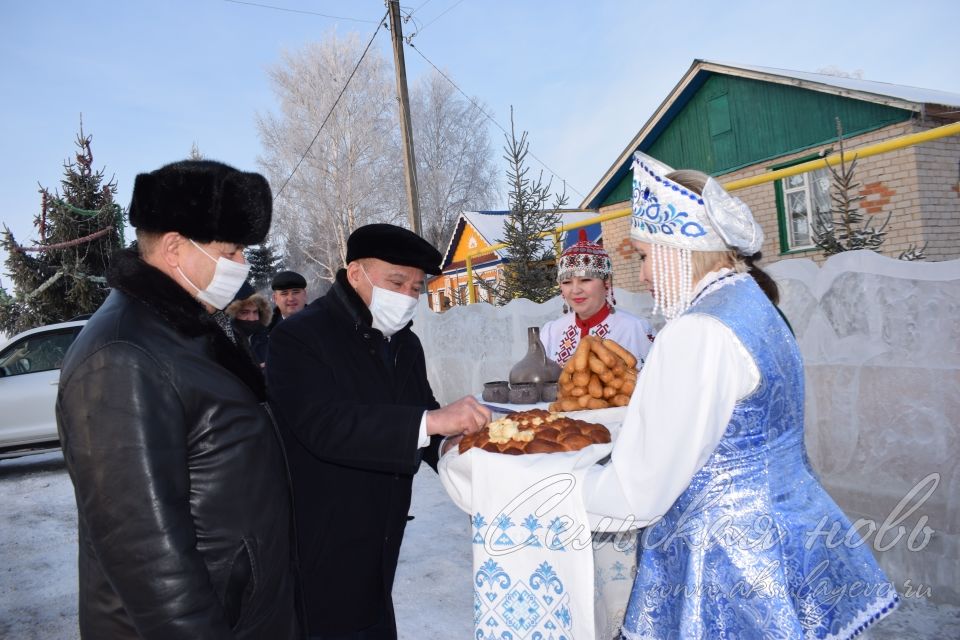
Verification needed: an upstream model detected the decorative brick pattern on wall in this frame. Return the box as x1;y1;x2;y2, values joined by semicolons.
861;181;897;214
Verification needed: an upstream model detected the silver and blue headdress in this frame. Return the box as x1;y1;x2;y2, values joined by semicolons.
629;151;764;318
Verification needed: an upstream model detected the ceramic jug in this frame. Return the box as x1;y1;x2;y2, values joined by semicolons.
509;326;562;386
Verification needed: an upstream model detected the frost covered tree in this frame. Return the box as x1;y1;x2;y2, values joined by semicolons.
257;34;498;281
409;70;498;250
0;125;124;333
257;33;404;283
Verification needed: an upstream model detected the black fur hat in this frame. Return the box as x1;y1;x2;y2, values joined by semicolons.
128;160;272;245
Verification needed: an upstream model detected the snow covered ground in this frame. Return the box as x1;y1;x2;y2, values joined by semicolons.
1;450;958;639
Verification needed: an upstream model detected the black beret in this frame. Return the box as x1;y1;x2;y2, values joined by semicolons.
346;224;441;275
128;159;272;245
271;270;307;290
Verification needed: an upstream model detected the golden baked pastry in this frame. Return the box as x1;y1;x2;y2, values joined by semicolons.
459;409;611;455
548;336;637;412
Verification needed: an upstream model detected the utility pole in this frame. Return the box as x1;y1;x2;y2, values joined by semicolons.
386;0;422;236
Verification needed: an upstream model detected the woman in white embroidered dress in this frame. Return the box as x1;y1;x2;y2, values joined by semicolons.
540;229;656;369
583;153;898;639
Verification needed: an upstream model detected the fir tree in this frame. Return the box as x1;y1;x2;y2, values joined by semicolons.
813;118;890;256
0;123;125;334
813;118;925;261
478;109;566;305
245;242;283;291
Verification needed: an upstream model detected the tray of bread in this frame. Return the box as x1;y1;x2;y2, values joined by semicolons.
547;335;637;412
458;408;611;455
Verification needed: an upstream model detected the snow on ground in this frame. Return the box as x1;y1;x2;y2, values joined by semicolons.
1;451;958;639
0;451;78;638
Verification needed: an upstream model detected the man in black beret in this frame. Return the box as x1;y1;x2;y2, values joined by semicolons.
269;269;308;329
56;159;299;639
267;223;489;639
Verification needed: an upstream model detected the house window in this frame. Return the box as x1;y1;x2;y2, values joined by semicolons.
774;159;832;252
477;277;496;304
457;284;468;305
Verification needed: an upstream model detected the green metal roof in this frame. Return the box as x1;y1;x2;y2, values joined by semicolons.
588;60;925;209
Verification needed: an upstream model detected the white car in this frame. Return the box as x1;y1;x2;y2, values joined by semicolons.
0;320;87;458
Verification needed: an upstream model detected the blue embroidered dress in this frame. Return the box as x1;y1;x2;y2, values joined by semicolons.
588;273;897;639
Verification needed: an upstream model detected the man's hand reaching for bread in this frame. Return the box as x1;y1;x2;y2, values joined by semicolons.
426;396;491;438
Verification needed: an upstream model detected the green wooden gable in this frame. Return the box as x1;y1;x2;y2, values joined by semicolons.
601;74;912;207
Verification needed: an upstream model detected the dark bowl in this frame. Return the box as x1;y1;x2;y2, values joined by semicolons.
509;382;540;404
482;381;510;404
540;382;558;403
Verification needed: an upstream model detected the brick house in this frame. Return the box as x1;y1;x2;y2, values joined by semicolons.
427;210;602;311
582;60;960;290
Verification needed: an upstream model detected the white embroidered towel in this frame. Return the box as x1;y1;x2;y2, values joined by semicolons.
440;435;614;639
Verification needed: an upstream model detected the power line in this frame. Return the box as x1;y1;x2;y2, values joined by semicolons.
273;11;388;201
411;0;467;35
406;41;585;199
223;0;379;23
407;0;434;17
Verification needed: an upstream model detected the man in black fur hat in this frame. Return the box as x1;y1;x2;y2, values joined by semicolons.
267;223;489;639
56;160;299;639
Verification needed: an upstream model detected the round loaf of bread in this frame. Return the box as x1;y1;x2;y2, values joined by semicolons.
458;409;611;455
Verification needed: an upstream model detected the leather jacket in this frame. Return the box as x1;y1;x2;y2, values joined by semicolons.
57;249;299;639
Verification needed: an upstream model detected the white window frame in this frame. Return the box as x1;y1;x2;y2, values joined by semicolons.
780;167;832;252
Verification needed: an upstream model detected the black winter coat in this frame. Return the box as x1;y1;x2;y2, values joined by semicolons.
267;269;440;636
56;249;299;640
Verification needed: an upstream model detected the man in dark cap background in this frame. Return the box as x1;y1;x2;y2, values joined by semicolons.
56;160;299;639
270;269;308;329
267;223;489;640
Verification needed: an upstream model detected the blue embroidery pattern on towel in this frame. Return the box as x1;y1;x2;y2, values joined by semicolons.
474;558;572;640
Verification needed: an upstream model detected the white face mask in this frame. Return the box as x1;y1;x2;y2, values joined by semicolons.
178;240;251;310
360;265;419;337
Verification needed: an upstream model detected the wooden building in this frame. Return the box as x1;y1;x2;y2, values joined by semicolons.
427;210;602;311
583;60;960;289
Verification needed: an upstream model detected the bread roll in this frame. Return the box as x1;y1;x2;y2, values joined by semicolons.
603;338;638;369
588;355;607;375
459;409;610;455
525;439;568;454
573;341;590;372
585;397;610;410
588;375;603;399
590;338;618;369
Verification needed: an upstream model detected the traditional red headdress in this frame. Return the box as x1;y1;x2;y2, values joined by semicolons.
556;229;611;283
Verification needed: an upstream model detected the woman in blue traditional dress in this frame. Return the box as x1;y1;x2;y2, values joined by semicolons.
582;151;898;639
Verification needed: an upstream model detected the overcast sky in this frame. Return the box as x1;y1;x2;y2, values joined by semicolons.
2;0;958;284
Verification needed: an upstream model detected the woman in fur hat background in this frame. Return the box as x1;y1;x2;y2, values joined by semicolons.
226;281;272;367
